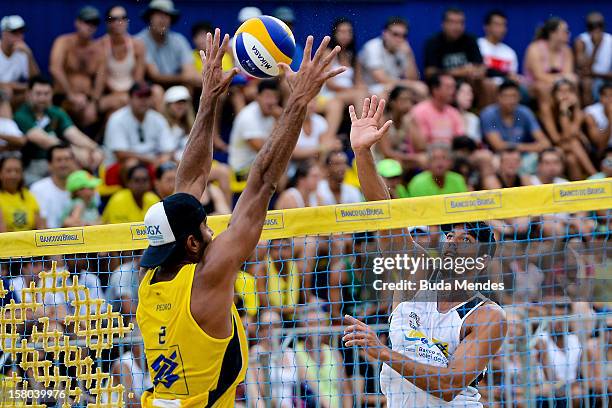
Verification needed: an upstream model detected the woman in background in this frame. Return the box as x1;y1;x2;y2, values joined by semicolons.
377;86;426;172
163;85;194;161
541;79;597;179
524;18;577;107
321;18;367;140
455;81;481;144
97;5;146;114
0;154;45;231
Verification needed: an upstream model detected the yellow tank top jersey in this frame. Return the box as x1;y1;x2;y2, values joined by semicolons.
137;263;248;407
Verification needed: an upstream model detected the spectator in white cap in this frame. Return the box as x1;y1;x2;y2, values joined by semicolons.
163;85;233;203
137;0;198;89
0;15;39;103
163;85;193;158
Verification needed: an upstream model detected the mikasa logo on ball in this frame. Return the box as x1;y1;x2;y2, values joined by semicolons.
243;33;278;75
251;45;272;70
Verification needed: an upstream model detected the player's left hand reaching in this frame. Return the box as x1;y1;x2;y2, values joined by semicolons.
343;315;387;359
278;35;347;102
199;28;240;99
349;95;393;151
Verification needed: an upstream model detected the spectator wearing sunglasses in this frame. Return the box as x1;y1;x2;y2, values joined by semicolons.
49;6;105;129
358;17;427;99
103;81;174;168
97;5;147;114
575;12;612;105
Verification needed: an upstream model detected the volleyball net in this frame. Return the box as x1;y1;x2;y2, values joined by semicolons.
0;179;609;407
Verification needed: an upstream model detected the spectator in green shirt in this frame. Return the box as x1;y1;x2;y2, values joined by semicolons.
408;143;467;197
13;76;103;184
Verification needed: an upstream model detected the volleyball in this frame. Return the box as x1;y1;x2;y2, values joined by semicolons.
233;15;296;78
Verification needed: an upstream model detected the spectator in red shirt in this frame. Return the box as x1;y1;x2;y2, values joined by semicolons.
411;73;464;145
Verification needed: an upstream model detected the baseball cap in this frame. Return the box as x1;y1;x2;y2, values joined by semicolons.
377;159;403;178
164;86;191;103
66;170;101;193
0;15;26;32
140;193;207;268
78;6;101;24
237;6;262;23
273;7;296;24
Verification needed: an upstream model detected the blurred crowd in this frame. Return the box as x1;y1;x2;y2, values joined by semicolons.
0;1;610;407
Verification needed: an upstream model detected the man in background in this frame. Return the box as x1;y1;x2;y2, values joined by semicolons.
480;80;550;173
49;6;104;129
359;17;427;98
0;15;39;103
104;81;174;167
575;12;612;104
14;76;102;184
137;0;198;88
425;8;489;105
477;10;519;85
408;143;467;197
424;8;485;80
228;80;280;178
30;144;76;229
411;73;464;145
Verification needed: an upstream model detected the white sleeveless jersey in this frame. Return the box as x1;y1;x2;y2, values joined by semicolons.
380;293;488;408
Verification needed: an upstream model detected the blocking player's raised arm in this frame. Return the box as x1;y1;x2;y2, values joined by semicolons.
175;29;238;200
350;97;431;302
203;36;346;283
349;97;424;252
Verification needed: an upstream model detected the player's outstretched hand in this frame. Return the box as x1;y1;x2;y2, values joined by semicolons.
199;28;240;99
349;95;393;151
343;315;386;359
278;35;346;103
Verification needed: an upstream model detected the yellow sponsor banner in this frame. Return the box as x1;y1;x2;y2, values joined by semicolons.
130;224;147;240
444;192;502;213
35;229;85;247
335;202;391;222
553;181;612;202
262;212;285;230
0;179;610;258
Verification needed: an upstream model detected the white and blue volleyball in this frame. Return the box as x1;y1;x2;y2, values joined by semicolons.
233;16;295;79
